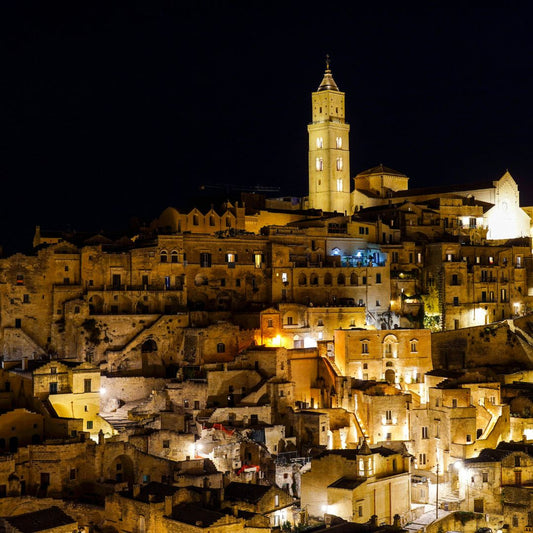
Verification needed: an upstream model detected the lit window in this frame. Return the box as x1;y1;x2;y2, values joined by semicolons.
336;178;343;192
336;136;342;148
281;272;288;283
336;157;343;171
316;137;323;148
422;427;428;439
316;157;323;171
254;253;263;268
225;252;237;263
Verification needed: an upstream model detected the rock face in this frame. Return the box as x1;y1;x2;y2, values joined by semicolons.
431;320;533;371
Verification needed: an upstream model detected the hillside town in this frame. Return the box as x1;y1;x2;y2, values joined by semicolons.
0;64;533;533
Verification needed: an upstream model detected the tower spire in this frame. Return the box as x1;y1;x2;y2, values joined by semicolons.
317;53;339;92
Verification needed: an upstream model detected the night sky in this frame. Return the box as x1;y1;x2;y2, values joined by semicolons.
2;5;533;255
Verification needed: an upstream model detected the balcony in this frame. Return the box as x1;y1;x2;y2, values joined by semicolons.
87;283;184;292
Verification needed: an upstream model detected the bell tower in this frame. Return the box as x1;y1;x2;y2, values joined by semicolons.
308;56;351;213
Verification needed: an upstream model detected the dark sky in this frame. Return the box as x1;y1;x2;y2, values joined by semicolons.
2;5;533;255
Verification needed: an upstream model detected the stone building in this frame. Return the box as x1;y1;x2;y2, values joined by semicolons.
333;328;432;392
300;440;411;525
456;441;533;532
222;481;296;527
424;241;531;330
410;378;510;475
259;303;366;348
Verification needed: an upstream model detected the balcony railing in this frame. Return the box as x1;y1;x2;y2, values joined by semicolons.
87;284;184;292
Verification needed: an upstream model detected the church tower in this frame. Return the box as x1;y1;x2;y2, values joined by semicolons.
308;58;351;213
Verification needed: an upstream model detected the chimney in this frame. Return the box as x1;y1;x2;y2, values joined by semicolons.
370;515;378;527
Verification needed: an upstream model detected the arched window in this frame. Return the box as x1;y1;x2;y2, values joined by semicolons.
337;273;345;285
217;343;225;353
298;273;307;286
324;273;332;285
310;273;319;286
209;215;216;226
160;250;168;263
350;272;358;286
171;250;179;263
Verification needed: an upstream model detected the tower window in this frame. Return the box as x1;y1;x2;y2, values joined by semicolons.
336;136;342;148
316;137;323;149
316;157;323;171
336;157;343;171
336;179;343;192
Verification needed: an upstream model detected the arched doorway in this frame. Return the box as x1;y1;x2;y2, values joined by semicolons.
385;369;396;384
107;454;135;487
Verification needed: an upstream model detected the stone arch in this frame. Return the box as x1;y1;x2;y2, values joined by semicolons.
350;272;358;286
337;273;345;285
385;369;396;384
141;339;157;353
310;273;319;286
89;295;104;314
383;334;398;358
117;295;133;314
107;454;135;486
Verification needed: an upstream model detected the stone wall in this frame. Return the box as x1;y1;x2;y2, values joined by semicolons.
100;376;168;406
431;321;532;370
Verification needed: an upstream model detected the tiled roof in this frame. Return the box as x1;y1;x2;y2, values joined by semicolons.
224;481;271;503
171;503;229;527
328;477;364;490
3;506;76;532
391;179;495;198
356;164;407;177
